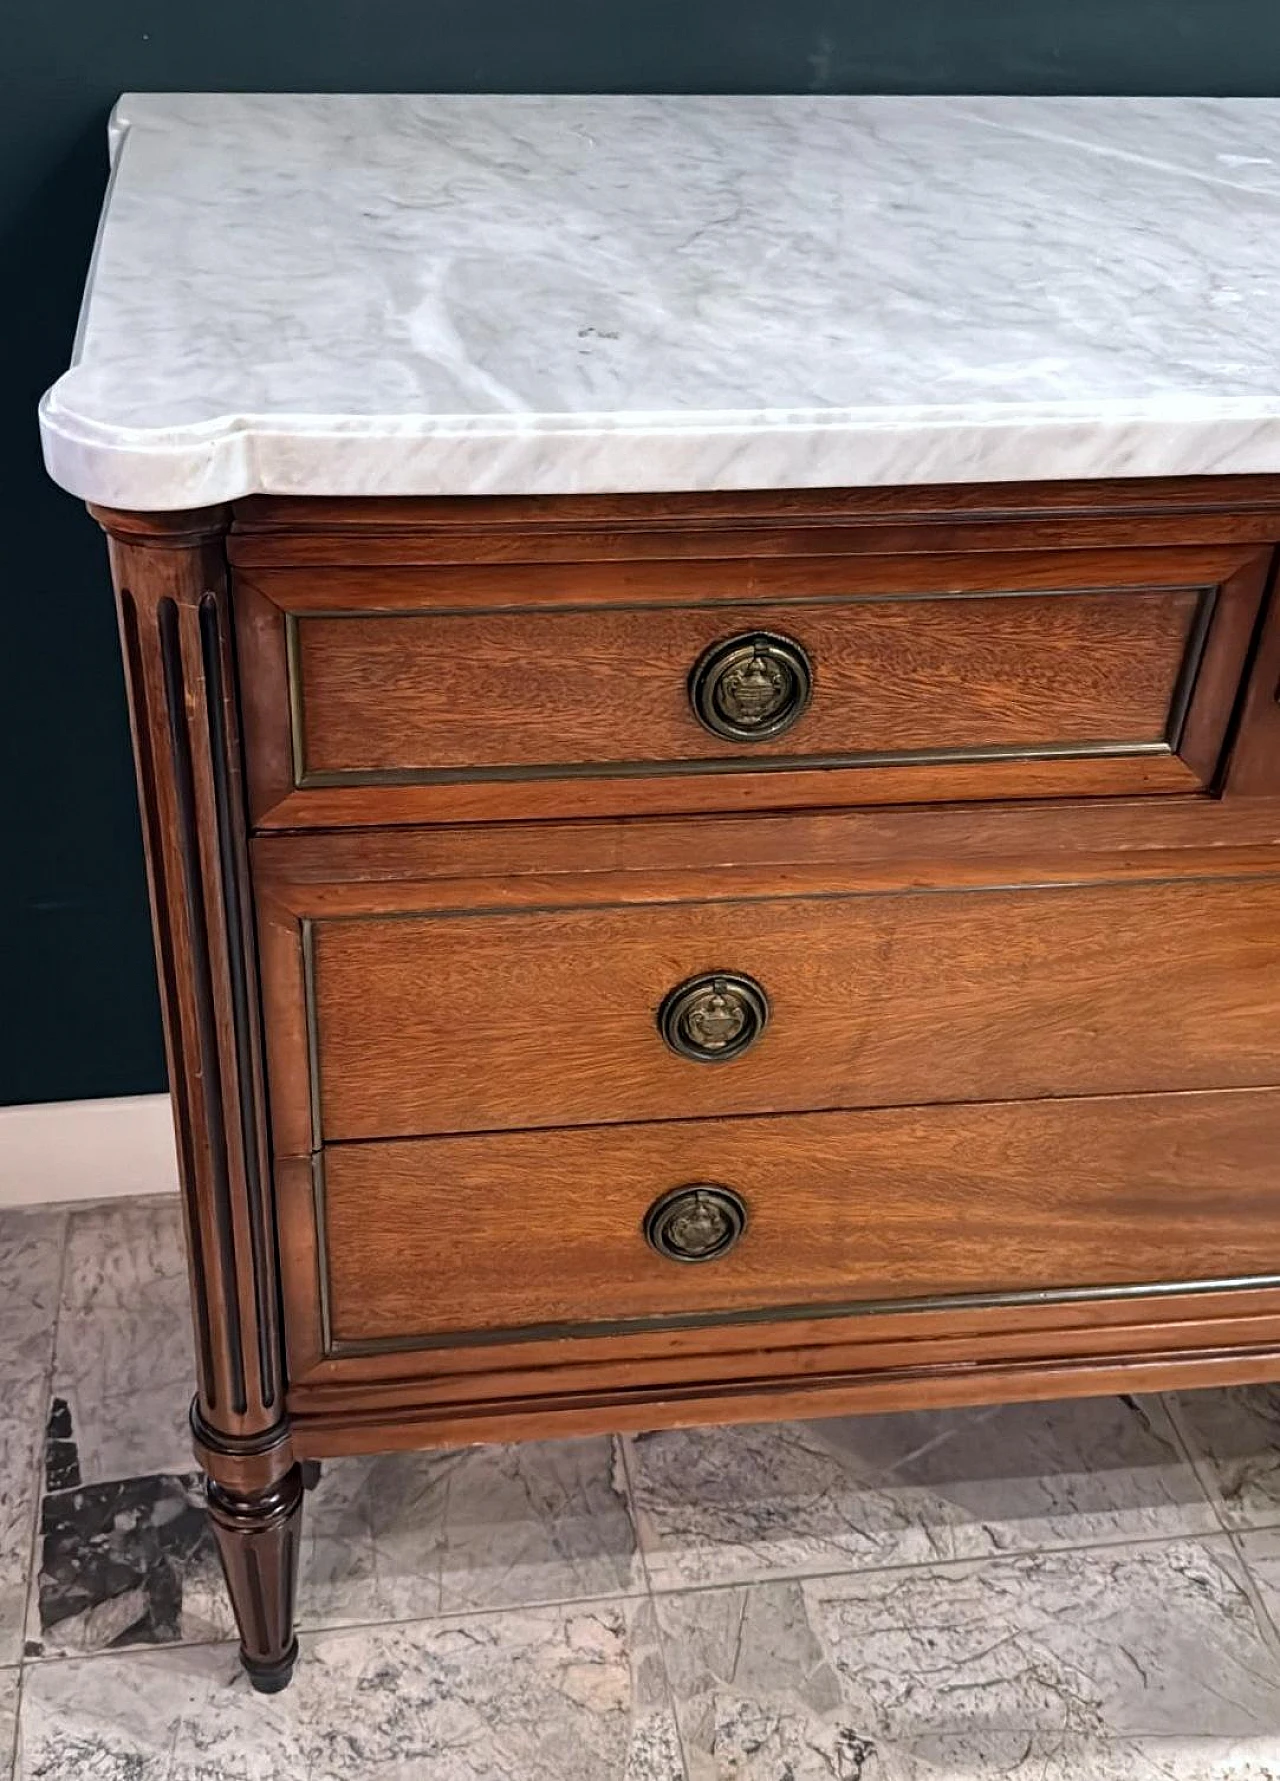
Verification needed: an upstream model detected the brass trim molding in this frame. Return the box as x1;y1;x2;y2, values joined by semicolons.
318;1253;1280;1359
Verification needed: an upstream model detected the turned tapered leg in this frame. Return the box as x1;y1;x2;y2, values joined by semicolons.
207;1469;304;1692
94;504;300;1690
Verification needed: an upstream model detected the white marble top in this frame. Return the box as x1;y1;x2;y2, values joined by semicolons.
38;92;1280;509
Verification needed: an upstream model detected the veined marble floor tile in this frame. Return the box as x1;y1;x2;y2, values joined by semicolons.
50;1201;194;1485
435;1437;641;1614
30;1472;233;1659
298;1436;641;1630
1168;1387;1280;1532
626;1395;1213;1590
0;1209;65;1383
0;1669;17;1781
19;1598;683;1781
59;1200;187;1314
658;1537;1280;1780
49;1309;194;1485
0;1376;49;1669
1229;1526;1280;1644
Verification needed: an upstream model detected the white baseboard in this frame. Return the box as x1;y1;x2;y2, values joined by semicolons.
0;1093;180;1208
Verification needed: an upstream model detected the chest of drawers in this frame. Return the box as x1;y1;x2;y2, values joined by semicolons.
88;478;1280;1689
43;92;1280;1692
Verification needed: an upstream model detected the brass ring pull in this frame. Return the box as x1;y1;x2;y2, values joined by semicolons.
689;630;813;742
658;971;769;1063
644;1184;748;1263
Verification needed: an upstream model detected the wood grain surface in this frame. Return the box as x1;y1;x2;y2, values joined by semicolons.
293;586;1202;774
319;1089;1280;1343
308;871;1280;1140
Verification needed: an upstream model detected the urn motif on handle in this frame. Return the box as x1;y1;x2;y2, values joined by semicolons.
689;631;813;742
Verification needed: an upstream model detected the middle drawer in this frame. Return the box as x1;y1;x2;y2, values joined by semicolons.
296;870;1280;1142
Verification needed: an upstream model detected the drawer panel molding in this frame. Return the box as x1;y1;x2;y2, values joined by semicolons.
237;543;1271;825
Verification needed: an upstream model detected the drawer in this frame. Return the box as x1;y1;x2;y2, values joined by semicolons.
291;869;1280;1143
236;544;1270;826
316;1090;1280;1347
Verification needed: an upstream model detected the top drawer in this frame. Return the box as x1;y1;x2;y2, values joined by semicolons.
235;544;1271;827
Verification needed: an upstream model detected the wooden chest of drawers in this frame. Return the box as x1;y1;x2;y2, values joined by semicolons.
93;475;1280;1689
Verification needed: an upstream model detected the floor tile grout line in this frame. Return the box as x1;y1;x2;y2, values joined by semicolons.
1221;1523;1280;1667
23;1634;224;1672
610;1395;1230;1594
25;1567;656;1670
16;1211;72;1669
634;1519;1260;1604
1154;1389;1239;1539
20;1585;669;1673
615;1436;695;1781
614;1435;658;1601
48;1207;74;1375
40;1516;1262;1658
1163;1385;1280;1663
1160;1392;1280;1547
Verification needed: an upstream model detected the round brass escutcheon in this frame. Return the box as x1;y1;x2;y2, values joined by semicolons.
658;971;770;1063
644;1184;748;1264
689;630;813;742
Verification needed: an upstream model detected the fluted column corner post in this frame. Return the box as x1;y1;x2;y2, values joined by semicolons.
91;503;302;1692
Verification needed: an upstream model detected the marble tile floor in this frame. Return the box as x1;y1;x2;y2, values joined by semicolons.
6;1198;1280;1776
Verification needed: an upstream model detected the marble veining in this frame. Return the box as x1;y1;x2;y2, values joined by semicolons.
626;1396;1216;1590
0;1670;16;1781
0;1209;65;1673
0;1379;48;1671
38;93;1280;508
0;1211;64;1381
658;1540;1280;1778
1168;1386;1280;1530
19;1600;684;1781
33;1472;231;1657
50;1202;195;1486
297;1437;641;1632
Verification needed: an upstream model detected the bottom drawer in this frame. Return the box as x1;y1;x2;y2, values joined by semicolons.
318;1089;1280;1350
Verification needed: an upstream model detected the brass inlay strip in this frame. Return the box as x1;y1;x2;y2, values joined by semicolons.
1165;585;1220;752
321;1270;1280;1359
296;736;1176;791
300;918;323;1155
311;1151;334;1358
284;610;309;789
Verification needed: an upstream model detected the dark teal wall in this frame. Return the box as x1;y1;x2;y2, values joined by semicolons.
5;2;1279;1105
